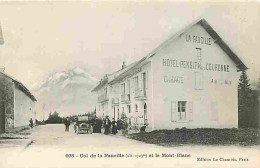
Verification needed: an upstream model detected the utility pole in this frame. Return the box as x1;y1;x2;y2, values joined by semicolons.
0;22;4;45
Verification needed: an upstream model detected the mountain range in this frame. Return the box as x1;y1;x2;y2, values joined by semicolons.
33;67;98;120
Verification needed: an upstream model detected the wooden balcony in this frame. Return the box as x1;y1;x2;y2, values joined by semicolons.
134;89;147;100
121;94;131;104
97;95;109;103
112;98;119;105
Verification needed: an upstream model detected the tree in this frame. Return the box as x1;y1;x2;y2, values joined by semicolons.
238;70;253;128
46;111;63;124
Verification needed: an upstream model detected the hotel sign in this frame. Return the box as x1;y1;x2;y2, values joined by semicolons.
163;59;230;72
185;34;211;45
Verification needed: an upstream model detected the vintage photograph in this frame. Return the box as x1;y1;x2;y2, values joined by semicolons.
0;1;259;168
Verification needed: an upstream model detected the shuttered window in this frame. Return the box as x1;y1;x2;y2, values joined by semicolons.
211;101;218;121
195;72;203;90
171;101;193;122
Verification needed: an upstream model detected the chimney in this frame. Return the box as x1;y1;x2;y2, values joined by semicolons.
122;61;126;69
0;66;5;72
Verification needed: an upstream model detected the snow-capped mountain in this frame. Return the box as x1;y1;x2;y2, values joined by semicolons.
33;67;98;119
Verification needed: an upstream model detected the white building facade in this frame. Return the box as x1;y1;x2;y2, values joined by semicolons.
92;19;247;131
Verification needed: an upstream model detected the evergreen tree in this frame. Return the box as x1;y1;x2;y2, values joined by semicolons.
238;70;253;128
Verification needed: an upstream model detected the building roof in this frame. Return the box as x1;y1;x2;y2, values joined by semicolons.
91;61;138;92
0;71;37;102
108;57;149;85
93;18;248;90
91;77;108;92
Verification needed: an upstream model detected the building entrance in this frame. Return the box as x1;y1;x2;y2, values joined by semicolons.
0;101;5;134
144;103;147;124
113;106;119;120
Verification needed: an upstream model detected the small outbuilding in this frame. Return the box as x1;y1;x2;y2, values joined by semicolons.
0;71;37;133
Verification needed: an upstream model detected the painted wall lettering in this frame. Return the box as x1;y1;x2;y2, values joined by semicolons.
186;34;211;45
162;59;230;72
164;76;184;84
210;79;232;86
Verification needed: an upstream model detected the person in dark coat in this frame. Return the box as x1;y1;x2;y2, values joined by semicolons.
111;118;117;135
92;117;98;133
97;117;103;133
121;119;128;135
104;118;111;135
117;119;122;131
65;117;70;132
29;118;33;128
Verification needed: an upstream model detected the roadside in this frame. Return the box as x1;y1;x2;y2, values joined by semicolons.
127;128;260;146
0;125;34;151
0;126;32;140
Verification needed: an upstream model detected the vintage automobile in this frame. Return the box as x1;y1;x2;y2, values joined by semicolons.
75;116;92;134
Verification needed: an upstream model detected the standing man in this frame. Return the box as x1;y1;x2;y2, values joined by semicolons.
97;117;103;133
64;117;70;132
111;118;117;135
104;117;111;135
29;118;33;128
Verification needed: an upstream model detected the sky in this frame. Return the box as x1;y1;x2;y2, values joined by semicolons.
0;1;259;90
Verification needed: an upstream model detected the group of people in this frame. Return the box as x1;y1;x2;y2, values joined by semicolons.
64;116;128;135
103;117;128;135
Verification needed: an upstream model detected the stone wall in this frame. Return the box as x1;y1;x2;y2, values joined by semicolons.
14;85;35;127
0;73;15;132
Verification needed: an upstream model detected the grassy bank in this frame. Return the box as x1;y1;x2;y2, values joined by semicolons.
128;128;260;146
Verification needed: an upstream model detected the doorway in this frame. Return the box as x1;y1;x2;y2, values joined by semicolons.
142;73;146;96
144;103;147;124
0;101;5;134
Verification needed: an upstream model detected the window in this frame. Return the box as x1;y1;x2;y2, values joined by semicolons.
129;118;131;126
135;104;138;113
121;83;126;95
196;48;202;61
178;101;187;121
141;72;147;96
211;102;218;121
104;87;108;98
195;72;203;90
171;101;193;122
144;103;147;124
127;80;130;94
134;76;138;92
117;108;120;120
127;105;131;113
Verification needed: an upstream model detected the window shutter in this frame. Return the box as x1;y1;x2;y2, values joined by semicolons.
139;74;142;91
211;101;218;121
171;101;177;122
146;71;148;90
128;80;130;94
187;101;193;121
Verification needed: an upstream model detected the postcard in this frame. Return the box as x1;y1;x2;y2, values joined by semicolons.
0;1;259;168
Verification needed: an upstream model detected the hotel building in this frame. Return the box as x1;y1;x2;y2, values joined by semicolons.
91;18;247;131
